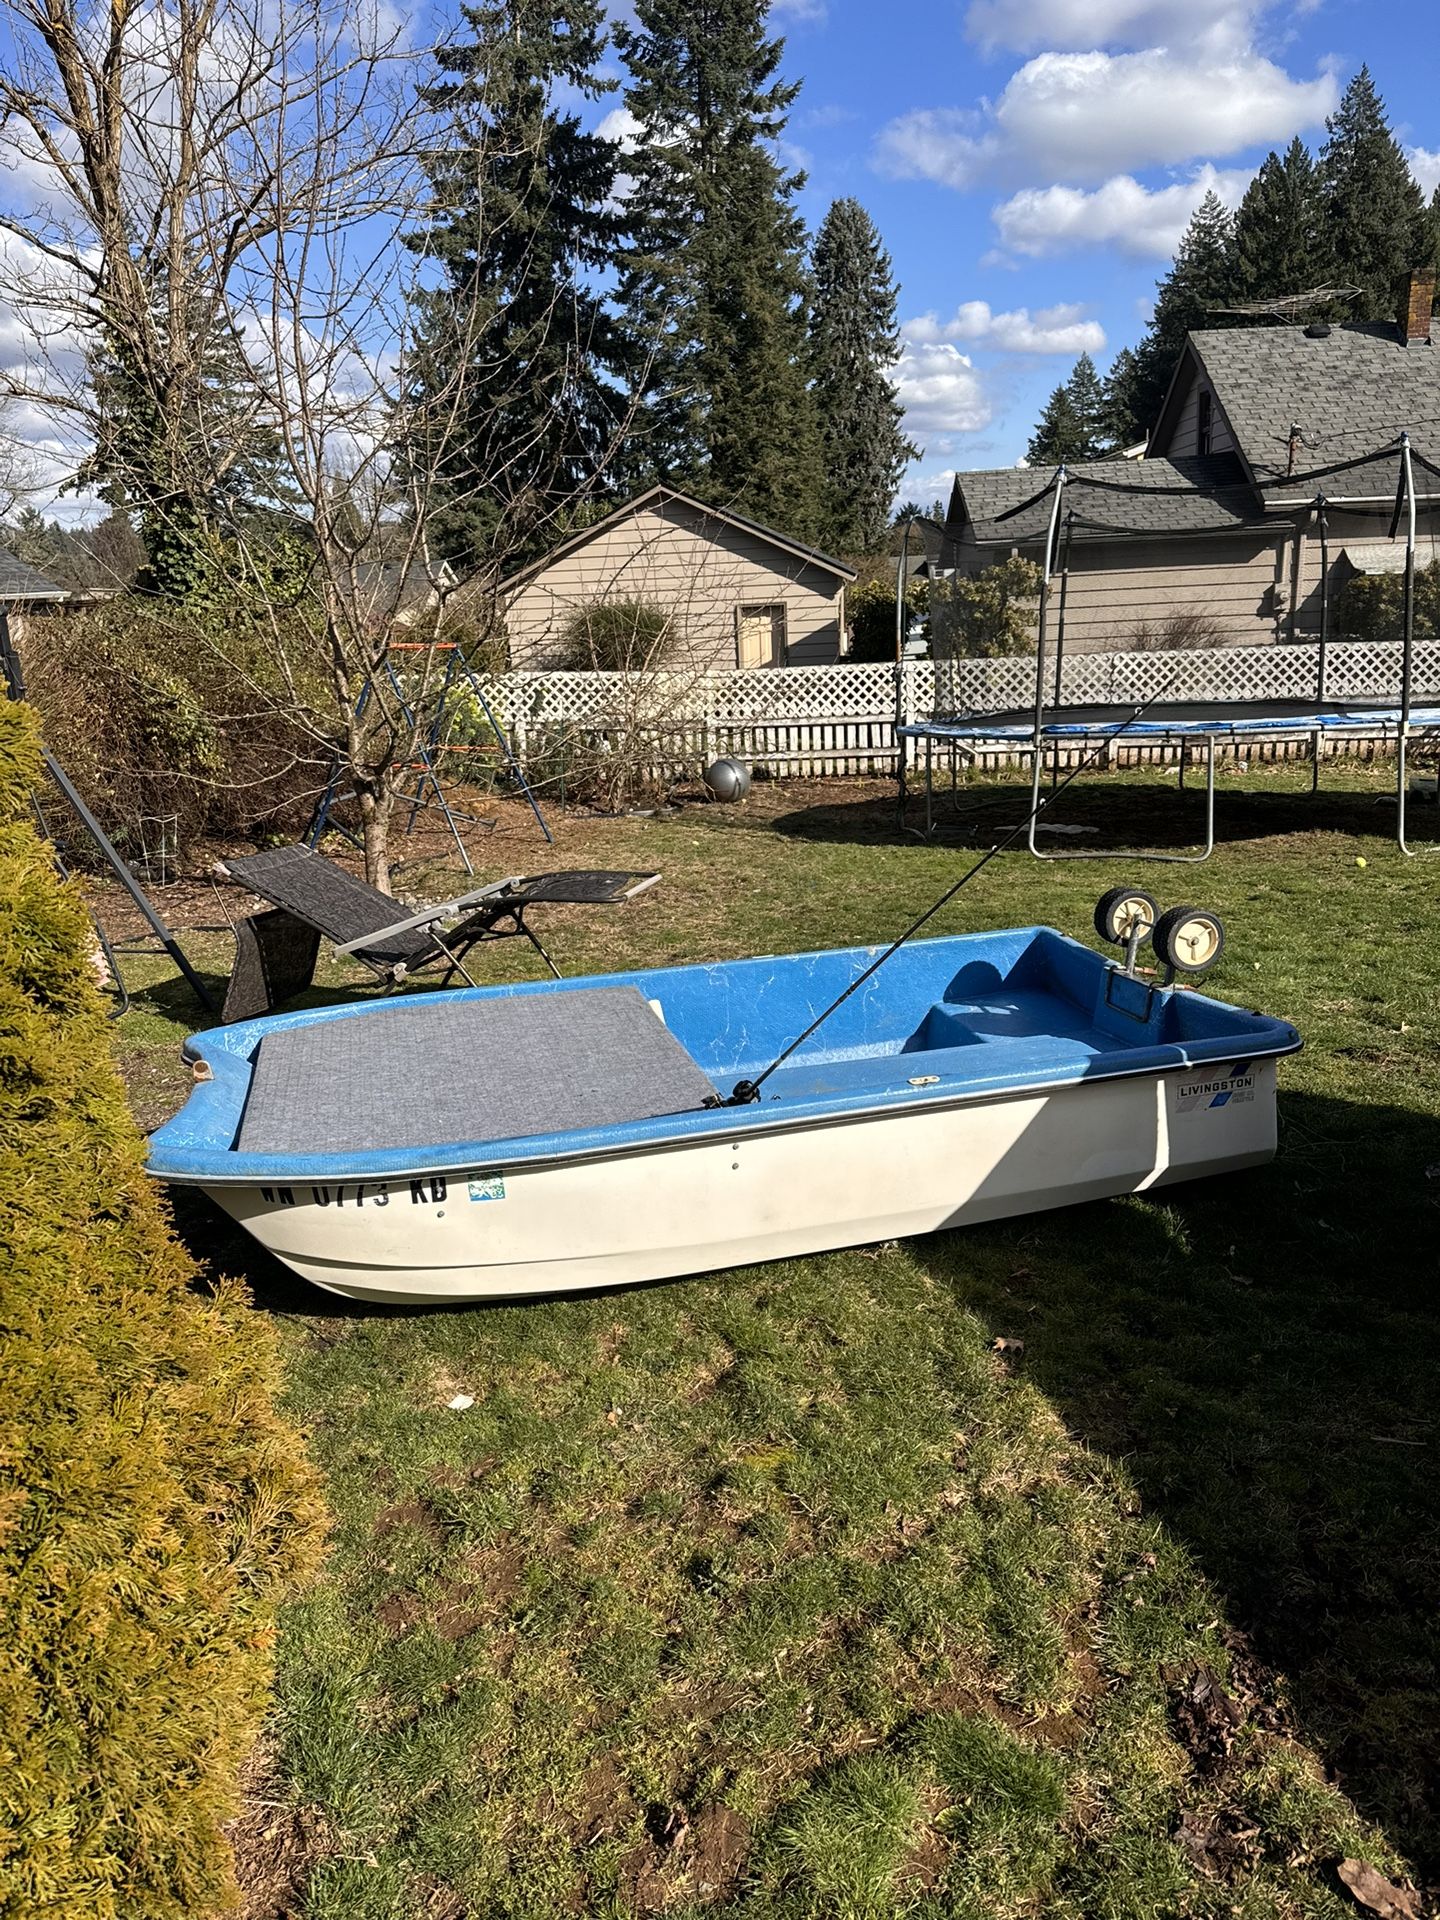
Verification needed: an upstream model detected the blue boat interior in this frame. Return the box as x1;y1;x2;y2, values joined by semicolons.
148;928;1301;1183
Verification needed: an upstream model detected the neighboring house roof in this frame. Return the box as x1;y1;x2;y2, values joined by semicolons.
500;486;858;593
948;453;1266;547
1154;322;1440;491
0;547;67;603
353;557;457;624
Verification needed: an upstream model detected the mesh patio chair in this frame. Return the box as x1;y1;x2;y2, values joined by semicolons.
219;844;660;1022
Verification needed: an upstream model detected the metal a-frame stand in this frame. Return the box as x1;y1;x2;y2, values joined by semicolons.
0;609;217;1014
307;646;553;863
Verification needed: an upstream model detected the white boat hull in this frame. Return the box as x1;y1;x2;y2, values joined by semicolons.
204;1061;1278;1304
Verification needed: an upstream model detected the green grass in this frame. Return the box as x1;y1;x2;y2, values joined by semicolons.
110;758;1440;1917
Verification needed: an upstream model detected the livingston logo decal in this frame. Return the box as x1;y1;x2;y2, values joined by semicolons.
1174;1063;1256;1114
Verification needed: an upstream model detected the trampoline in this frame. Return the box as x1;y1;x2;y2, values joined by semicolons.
898;432;1440;861
900;701;1440;859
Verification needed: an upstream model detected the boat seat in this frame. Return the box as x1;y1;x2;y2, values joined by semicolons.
236;986;718;1156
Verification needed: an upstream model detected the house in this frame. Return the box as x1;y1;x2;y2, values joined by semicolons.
941;269;1440;652
0;547;68;614
501;486;857;670
352;556;460;630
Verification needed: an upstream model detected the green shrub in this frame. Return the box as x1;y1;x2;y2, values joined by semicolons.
933;556;1043;659
554;598;675;671
21;600;329;853
0;701;328;1920
846;576;928;662
1335;560;1440;641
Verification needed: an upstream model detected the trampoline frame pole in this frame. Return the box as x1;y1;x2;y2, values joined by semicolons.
1027;468;1067;856
1312;493;1329;796
1395;433;1424;856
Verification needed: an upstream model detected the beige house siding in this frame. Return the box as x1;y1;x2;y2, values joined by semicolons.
505;496;847;669
949;533;1285;652
1288;507;1440;635
1164;374;1236;459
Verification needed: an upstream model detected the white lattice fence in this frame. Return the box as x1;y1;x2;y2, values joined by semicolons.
454;642;1440;784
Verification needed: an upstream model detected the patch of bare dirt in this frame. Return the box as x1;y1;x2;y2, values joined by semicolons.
374;1496;447;1547
375;1589;427;1636
617;1802;752;1913
459;1538;526;1608
225;1751;336;1919
412;1875;469;1919
564;1752;640;1846
1174;1806;1262;1880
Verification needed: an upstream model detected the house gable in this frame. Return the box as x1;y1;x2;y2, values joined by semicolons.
504;491;853;670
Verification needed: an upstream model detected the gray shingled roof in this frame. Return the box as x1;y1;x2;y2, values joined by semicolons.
0;546;66;602
1187;323;1440;491
952;453;1265;546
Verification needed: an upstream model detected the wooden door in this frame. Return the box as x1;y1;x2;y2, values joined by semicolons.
737;603;787;668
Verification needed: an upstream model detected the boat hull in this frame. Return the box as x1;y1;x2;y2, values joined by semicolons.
203;1059;1278;1304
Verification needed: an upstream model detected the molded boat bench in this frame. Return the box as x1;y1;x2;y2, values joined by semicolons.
236;986;718;1155
219;845;660;1023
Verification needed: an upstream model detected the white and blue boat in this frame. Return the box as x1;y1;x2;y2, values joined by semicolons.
148;925;1300;1305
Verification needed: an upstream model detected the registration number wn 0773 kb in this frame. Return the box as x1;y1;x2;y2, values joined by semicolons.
258;1176;450;1209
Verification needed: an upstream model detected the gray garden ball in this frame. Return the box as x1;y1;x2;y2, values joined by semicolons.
704;757;752;802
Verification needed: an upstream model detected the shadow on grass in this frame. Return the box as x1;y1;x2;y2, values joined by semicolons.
767;772;1431;853
915;1084;1440;1876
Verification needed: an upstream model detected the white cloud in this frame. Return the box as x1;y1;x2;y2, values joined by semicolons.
772;0;827;17
902;300;1105;353
964;0;1263;54
1410;146;1440;198
596;106;643;155
875;49;1335;190
890;342;995;443
992;163;1251;258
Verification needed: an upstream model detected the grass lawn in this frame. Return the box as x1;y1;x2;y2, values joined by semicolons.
110;759;1440;1918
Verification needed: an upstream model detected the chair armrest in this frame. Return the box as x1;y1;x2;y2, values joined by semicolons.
332;879;520;955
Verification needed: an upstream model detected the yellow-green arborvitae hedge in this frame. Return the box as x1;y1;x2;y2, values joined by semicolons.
0;702;329;1918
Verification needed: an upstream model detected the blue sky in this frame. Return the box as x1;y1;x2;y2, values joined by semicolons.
739;0;1438;501
3;0;1434;521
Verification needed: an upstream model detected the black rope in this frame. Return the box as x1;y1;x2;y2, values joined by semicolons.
719;693;1168;1107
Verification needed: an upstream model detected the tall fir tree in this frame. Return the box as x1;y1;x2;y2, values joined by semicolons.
1231;138;1325;302
1318;67;1430;321
1027;352;1108;464
406;0;624;569
613;0;823;537
807;199;915;553
1105;191;1239;447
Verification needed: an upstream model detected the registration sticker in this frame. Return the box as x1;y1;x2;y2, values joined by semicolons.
467;1172;507;1203
1174;1064;1256;1113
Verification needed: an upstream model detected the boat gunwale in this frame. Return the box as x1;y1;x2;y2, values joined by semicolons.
146;928;1302;1188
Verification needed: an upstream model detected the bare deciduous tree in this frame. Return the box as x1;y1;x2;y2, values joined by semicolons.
0;0;645;887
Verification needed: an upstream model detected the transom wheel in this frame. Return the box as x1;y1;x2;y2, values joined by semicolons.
1152;904;1225;975
1094;885;1159;948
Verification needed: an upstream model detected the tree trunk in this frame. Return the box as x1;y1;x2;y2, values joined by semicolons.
356;783;394;894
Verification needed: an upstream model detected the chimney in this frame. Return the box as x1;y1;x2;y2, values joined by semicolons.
1398;267;1435;346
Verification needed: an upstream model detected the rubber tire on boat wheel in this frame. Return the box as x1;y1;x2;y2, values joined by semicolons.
1093;886;1159;948
1152;904;1225;976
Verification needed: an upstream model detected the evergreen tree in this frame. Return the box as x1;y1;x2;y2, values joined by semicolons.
1028;352;1109;464
1318;67;1430;320
81;275;289;599
614;0;823;536
406;0;624;568
1232;138;1326;301
808;198;915;553
1105;192;1239;446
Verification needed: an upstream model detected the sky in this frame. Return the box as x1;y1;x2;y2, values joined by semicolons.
3;0;1436;523
746;0;1439;504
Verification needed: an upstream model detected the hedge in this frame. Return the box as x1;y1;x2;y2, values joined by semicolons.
0;702;328;1918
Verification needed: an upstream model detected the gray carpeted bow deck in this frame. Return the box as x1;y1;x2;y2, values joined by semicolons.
236;987;719;1156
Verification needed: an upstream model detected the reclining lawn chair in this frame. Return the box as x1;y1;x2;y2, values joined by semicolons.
218;844;660;1023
